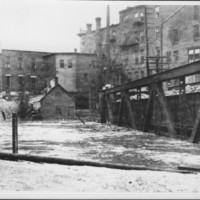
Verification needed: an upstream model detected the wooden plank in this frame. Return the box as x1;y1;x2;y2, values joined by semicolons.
153;82;177;137
117;95;124;126
106;94;114;124
0;152;195;174
103;60;200;95
143;89;155;132
123;91;137;129
189;106;200;143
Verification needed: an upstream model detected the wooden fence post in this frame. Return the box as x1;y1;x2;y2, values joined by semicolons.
106;94;114;124
12;113;18;154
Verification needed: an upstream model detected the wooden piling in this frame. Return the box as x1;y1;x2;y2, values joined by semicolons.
12;113;18;154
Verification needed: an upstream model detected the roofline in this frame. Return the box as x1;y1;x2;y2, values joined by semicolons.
77;23;119;37
1;49;51;54
40;83;75;103
119;5;147;14
43;52;96;57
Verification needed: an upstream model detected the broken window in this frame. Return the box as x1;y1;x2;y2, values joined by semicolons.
173;50;179;61
173;29;179;45
155;6;160;18
194;6;199;20
5;75;11;89
18;57;23;69
193;24;200;40
166;51;171;63
60;59;64;68
68;59;72;68
5;56;11;68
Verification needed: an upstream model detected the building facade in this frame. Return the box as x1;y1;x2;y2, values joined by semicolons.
78;5;200;87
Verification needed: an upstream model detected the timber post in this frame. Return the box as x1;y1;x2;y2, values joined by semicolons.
153;82;177;137
106;94;114;124
12;113;18;154
100;92;106;123
190;107;200;143
123;90;137;129
117;93;124;126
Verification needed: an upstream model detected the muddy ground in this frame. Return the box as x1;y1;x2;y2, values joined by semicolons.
0;120;200;194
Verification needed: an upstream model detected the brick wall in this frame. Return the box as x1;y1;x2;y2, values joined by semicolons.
1;49;55;94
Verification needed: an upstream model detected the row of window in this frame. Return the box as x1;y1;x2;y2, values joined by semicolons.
59;59;73;68
166;47;200;63
5;75;37;89
127;70;145;79
123;56;145;66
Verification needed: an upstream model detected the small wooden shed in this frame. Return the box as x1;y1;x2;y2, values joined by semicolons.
29;84;75;120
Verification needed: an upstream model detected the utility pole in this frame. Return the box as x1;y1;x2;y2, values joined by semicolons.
144;7;150;76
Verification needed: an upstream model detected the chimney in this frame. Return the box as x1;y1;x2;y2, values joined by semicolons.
95;17;101;31
55;77;58;85
86;24;92;33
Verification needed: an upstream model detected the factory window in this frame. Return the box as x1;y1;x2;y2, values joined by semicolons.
18;57;23;69
173;29;179;45
155;26;160;39
155;6;160;18
135;57;139;64
173;51;179;61
31;76;37;90
135;71;140;79
140;30;145;42
60;59;64;68
68;59;72;68
141;70;145;78
194;6;199;20
5;75;11;89
134;31;140;42
188;48;200;63
31;58;36;70
18;75;24;88
166;51;171;63
140;56;144;64
5;56;11;68
84;73;88;81
124;15;129;22
193;24;200;40
124;58;128;66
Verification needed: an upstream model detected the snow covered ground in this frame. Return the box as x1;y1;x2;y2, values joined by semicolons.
0;120;200;194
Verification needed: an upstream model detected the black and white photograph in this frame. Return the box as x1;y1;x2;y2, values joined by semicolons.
0;0;200;198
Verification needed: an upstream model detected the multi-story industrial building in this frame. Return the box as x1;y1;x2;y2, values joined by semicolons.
0;49;97;110
78;5;200;88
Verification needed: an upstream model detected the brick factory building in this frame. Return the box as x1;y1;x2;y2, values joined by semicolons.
78;5;200;88
0;49;98;113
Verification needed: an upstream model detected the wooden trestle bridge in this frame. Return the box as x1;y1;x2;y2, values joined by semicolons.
100;60;200;144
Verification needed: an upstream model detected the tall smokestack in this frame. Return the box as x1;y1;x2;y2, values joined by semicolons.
106;5;110;66
86;24;92;33
95;17;101;32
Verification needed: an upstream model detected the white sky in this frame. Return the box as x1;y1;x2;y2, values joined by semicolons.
0;0;199;53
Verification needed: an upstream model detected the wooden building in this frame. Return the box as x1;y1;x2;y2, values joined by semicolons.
29;84;75;120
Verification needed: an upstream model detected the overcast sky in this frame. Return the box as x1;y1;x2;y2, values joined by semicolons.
0;0;199;53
